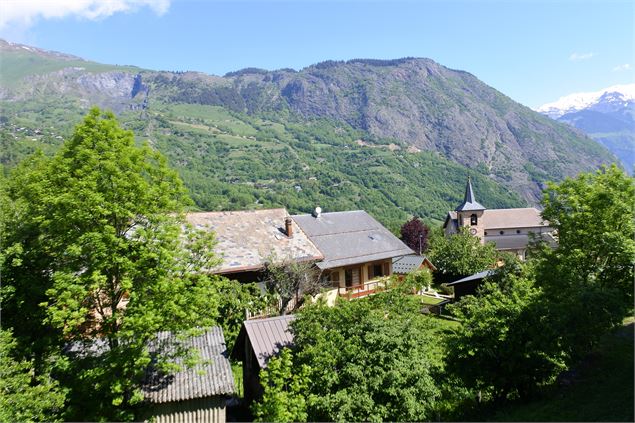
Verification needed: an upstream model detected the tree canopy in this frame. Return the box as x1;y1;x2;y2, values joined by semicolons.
400;216;430;254
290;294;441;422
427;227;498;279
1;108;224;420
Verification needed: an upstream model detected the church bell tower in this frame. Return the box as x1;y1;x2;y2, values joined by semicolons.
455;177;486;242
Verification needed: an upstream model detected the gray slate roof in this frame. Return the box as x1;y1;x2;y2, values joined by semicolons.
143;327;235;403
187;209;323;274
392;254;424;274
240;315;296;369
292;210;414;269
455;177;485;212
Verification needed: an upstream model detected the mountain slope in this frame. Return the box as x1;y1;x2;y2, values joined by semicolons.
538;84;634;174
0;40;618;228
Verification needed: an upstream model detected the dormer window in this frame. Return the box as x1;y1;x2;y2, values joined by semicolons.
470;214;478;226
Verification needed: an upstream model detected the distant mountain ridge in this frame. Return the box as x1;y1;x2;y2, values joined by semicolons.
537;84;635;118
537;84;634;173
0;39;618;218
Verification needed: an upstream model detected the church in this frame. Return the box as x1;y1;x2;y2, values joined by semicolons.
443;177;555;259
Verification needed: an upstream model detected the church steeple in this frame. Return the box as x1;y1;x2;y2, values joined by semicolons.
455;176;485;212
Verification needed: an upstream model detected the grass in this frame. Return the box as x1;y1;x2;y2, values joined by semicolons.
419;295;447;305
488;318;635;422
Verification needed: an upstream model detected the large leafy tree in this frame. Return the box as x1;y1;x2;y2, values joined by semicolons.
445;261;566;403
536;164;635;359
427;227;497;280
1;108;222;421
291;293;441;422
0;329;66;423
252;348;310;423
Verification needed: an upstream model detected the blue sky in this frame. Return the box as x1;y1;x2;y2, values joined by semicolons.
1;0;633;108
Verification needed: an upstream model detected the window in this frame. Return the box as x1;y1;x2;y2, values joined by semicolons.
324;271;340;287
500;230;505;235
484;231;488;236
516;229;521;234
368;263;385;280
345;268;360;287
470;214;478;226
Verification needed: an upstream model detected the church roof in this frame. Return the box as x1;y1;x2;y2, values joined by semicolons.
481;208;547;229
455;177;485;212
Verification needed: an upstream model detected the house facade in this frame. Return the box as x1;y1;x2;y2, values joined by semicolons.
292;208;414;298
443;178;555;259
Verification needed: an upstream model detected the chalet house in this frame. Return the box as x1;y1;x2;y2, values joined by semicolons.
186;209;323;283
142;327;236;423
443;177;555;259
292;208;415;298
230;315;295;404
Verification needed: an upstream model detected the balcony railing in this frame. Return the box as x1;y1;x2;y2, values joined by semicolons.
339;277;391;299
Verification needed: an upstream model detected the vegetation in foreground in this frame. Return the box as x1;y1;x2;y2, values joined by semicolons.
488;318;634;422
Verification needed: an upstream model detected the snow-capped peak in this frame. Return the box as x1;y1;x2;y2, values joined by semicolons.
536;83;635;118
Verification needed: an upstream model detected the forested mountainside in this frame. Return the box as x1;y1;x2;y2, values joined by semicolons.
0;40;616;230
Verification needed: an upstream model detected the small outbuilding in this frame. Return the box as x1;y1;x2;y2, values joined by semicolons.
446;269;494;300
142;327;236;423
230;315;296;404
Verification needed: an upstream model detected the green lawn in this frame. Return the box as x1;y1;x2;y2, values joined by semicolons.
419;295;447;305
488;318;635;422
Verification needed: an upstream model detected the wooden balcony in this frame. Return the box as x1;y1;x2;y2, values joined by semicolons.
339;277;390;299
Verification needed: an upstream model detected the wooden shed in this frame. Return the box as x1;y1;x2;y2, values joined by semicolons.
142;327;236;423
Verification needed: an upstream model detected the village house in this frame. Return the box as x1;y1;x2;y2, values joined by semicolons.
443;177;555;259
292;208;415;298
186;209;323;283
142;327;236;423
230;315;295;404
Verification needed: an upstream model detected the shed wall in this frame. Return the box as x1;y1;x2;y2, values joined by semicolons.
146;397;226;423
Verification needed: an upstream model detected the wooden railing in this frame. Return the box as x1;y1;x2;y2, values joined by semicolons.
339;277;391;299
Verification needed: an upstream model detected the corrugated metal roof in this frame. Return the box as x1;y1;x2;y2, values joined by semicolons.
293;211;413;270
447;270;494;286
143;327;235;403
186;209;323;274
244;315;295;369
392;254;425;274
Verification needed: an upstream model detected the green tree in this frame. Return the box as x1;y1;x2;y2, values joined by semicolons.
445;262;566;403
2;108;222;421
0;329;66;423
536;165;635;359
428;227;497;280
292;294;441;422
262;258;326;315
252;348;310;423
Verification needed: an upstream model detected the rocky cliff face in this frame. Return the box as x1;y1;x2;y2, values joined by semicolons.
0;41;617;203
155;58;614;201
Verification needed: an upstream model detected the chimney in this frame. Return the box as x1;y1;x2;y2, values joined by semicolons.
312;206;322;218
285;217;293;238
